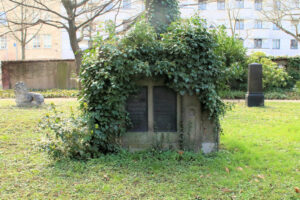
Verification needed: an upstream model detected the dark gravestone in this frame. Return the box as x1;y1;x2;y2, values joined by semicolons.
126;87;148;132
153;86;177;132
246;63;264;107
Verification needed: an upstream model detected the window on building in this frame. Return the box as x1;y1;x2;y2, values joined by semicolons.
272;39;280;49
255;0;262;10
236;0;244;8
291;39;298;49
217;0;225;10
273;23;280;30
32;35;41;48
274;0;281;10
123;0;131;9
0;12;7;25
0;36;7;49
198;0;207;10
255;20;263;29
44;35;52;48
295;0;300;8
43;13;52;21
235;19;244;30
254;39;262;48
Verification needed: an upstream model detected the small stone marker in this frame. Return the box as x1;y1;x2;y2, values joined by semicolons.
14;82;44;107
246;63;264;107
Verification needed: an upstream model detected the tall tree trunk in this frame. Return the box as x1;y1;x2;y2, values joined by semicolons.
68;23;82;75
21;43;25;60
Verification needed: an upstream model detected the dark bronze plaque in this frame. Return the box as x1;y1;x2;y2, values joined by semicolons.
126;87;148;132
153;86;177;132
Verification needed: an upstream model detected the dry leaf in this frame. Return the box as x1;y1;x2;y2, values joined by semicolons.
225;167;230;174
257;174;265;180
103;174;110;181
254;178;260;183
200;175;204;178
295;187;300;193
237;167;243;171
222;188;232;193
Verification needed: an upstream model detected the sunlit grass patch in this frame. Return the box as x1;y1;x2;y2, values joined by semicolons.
0;99;299;199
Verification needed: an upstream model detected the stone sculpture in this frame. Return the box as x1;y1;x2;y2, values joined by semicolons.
14;82;44;107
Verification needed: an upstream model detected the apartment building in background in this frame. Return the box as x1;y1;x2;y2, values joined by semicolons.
0;1;62;60
1;0;299;61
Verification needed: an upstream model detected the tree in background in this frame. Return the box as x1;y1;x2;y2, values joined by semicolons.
260;0;300;42
1;0;43;60
3;0;122;73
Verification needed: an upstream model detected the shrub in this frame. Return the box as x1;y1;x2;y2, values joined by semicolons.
0;89;78;99
295;81;300;94
39;104;98;160
212;26;248;91
248;52;290;91
286;57;300;88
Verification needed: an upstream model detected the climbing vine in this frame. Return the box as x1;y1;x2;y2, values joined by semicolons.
79;17;226;156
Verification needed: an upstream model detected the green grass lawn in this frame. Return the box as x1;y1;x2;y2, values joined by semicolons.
0;99;299;199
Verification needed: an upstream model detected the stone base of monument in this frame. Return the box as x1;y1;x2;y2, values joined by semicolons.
246;92;264;107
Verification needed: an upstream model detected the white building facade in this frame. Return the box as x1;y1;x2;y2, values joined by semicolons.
61;0;300;59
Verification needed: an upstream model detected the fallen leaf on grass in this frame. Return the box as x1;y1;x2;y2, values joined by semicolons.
236;167;243;171
103;174;110;181
295;187;300;193
225;167;230;174
254;178;260;183
222;188;232;193
257;174;265;180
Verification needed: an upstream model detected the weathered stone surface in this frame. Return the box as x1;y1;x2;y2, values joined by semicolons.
120;79;218;154
14;82;44;107
246;63;264;107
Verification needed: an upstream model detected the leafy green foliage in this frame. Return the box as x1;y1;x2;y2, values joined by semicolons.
39;104;96;160
0;89;78;98
212;26;248;91
295;81;300;94
286;57;300;88
147;0;180;34
248;52;290;90
80;17;226;155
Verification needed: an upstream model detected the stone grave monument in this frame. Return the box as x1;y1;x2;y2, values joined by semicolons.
246;63;264;107
14;82;44;107
120;78;218;154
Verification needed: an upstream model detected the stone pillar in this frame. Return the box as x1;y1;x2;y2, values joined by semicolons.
246;63;264;107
